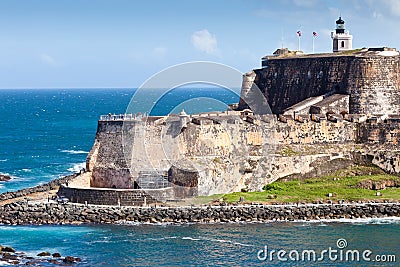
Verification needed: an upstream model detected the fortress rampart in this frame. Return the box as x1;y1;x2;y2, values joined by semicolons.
81;112;400;203
240;51;400;115
58;185;172;206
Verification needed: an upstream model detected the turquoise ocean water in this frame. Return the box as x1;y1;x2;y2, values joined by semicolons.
0;88;399;266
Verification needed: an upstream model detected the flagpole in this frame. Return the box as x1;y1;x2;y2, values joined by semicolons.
312;36;314;53
312;32;317;54
296;31;302;51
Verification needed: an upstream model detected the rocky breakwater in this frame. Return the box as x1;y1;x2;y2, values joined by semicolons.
0;201;399;225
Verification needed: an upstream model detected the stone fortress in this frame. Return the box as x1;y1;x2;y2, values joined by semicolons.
59;17;400;206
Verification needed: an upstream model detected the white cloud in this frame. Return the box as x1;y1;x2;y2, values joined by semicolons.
191;29;218;54
40;53;57;66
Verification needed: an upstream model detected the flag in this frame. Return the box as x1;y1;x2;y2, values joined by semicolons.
313;31;317;37
296;30;302;37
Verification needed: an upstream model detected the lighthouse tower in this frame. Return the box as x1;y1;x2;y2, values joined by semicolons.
331;17;353;52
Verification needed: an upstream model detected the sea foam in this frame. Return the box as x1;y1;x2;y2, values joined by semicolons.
61;149;89;155
67;162;86;173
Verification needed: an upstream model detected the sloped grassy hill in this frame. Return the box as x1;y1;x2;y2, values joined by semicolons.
202;165;400;204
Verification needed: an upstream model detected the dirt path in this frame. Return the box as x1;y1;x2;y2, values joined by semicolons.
0;188;59;206
0;173;88;206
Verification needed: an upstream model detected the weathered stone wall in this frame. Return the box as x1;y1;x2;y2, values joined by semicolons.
88;120;133;189
242;54;400;115
371;151;400;174
88;116;350;194
357;120;400;144
274;119;356;144
58;185;174;206
87;114;400;198
247;55;354;114
347;56;400;114
168;162;199;198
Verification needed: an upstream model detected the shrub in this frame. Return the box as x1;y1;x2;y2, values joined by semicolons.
263;183;283;191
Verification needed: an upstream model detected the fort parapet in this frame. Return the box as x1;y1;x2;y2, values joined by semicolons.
76;110;400;204
240;48;400;115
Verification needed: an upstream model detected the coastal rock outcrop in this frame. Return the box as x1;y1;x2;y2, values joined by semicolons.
0;174;11;182
0;245;80;266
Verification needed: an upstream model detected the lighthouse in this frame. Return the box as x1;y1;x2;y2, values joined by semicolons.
331;17;353;52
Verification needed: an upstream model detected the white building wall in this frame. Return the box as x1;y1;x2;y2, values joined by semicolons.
331;32;353;52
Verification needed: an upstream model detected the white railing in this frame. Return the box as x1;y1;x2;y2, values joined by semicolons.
99;113;147;121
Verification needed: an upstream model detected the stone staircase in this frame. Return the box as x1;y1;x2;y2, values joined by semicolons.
283;94;349;116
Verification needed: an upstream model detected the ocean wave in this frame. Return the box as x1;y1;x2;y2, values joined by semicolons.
109;215;400;228
60;149;89;155
180;236;253;247
204;237;254;247
21;168;32;173
85;240;115;245
182;237;201;241
332;217;400;225
0;159;8;162
67;162;86;173
283;216;400;225
139;236;178;241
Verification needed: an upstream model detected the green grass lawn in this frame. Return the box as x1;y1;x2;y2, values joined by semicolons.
196;165;400;204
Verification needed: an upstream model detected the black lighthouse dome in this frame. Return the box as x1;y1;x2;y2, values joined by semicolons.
335;16;345;34
336;17;345;24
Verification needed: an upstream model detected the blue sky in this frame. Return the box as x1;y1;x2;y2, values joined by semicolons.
1;0;400;88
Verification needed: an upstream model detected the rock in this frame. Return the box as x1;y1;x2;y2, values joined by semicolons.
63;256;77;263
37;251;51;257
0;174;11;181
8;254;18;260
357;179;398;190
2;252;11;259
2;246;15;252
52;252;61;258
